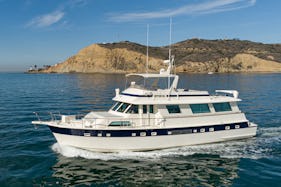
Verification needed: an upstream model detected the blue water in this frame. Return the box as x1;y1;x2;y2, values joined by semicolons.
0;73;281;186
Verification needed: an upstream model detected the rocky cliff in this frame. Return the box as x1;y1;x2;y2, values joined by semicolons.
41;39;281;73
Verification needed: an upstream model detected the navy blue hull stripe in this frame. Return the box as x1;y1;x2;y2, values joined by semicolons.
121;93;209;97
49;122;249;137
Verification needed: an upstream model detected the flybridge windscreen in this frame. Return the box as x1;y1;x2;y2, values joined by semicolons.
126;75;175;90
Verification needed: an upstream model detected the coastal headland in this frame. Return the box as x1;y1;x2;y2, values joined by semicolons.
29;39;281;73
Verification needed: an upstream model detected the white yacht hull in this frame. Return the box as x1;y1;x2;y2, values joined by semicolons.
51;124;257;152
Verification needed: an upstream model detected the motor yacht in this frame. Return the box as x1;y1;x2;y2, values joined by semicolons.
32;55;257;152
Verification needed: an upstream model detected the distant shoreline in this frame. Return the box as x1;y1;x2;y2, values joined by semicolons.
24;70;281;75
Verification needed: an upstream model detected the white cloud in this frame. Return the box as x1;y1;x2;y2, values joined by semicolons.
109;0;256;22
25;0;88;28
67;0;88;8
26;10;65;28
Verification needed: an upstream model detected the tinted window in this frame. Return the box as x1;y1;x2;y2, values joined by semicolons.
109;121;131;126
166;105;181;113
117;103;130;112
143;105;147;114
143;105;154;113
190;104;210;114
213;102;232;112
126;105;139;114
149;105;154;113
112;102;121;111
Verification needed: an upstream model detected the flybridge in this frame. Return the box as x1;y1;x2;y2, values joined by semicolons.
123;51;178;92
125;73;178;90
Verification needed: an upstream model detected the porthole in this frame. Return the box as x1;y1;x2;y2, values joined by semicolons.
235;125;240;129
225;126;230;130
140;132;146;136
209;127;214;132
193;129;197;133
106;133;111;137
200;128;205;133
151;132;157;136
97;133;102;137
131;133;136;137
84;133;91;137
167;131;172;135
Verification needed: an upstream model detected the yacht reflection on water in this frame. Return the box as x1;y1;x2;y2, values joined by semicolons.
51;153;239;186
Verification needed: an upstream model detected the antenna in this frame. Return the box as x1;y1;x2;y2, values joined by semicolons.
168;17;172;89
146;24;149;74
169;17;172;64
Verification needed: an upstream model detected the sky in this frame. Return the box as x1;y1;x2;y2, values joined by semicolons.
0;0;281;72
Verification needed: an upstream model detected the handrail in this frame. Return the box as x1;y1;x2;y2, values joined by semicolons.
33;110;241;121
32;111;242;129
32;111;167;128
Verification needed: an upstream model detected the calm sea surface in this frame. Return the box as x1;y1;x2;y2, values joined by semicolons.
0;73;281;186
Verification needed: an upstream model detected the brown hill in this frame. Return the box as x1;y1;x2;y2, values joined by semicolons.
41;39;281;73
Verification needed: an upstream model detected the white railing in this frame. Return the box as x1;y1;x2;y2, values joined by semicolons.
33;112;166;129
33;111;242;129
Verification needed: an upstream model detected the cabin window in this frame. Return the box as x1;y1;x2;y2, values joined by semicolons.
143;105;154;114
117;103;130;113
190;104;210;114
166;105;181;113
112;102;122;111
126;105;139;114
143;105;147;114
213;102;232;112
109;121;131;126
149;105;154;113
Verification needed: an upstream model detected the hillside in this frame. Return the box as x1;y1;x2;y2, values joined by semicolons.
39;39;281;73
